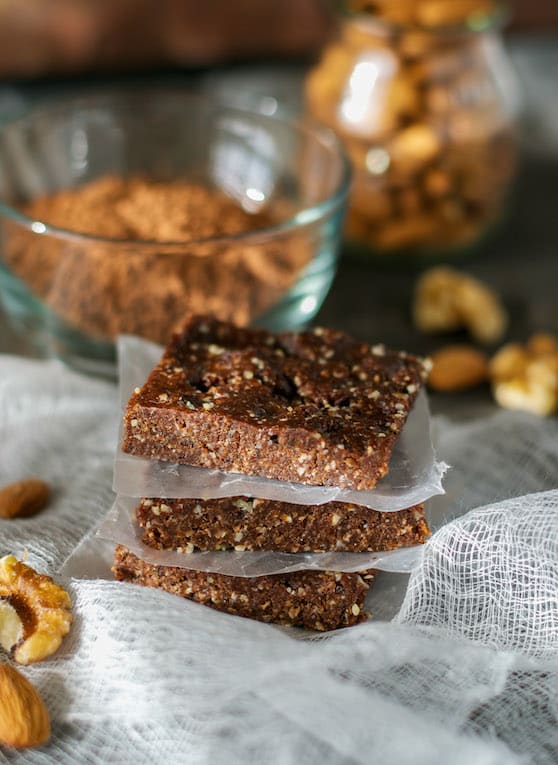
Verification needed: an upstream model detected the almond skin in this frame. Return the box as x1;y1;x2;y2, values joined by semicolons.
0;480;50;520
0;664;50;748
428;345;489;392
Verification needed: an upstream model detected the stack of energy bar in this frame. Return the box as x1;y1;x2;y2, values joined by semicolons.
113;315;431;631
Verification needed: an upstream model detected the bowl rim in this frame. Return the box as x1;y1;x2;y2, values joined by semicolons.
0;90;352;248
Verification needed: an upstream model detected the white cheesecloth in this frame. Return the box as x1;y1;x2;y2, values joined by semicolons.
0;354;557;765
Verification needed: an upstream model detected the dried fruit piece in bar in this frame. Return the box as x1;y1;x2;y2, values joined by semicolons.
0;556;72;665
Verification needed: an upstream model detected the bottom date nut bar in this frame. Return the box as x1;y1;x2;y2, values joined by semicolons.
113;546;372;631
137;497;429;553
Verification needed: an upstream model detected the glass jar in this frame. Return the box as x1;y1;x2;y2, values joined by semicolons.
305;2;520;259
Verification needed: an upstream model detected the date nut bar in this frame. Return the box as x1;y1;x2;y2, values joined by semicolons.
137;496;429;553
123;315;429;490
113;545;372;631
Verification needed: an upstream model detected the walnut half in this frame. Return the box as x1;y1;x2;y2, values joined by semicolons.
489;334;558;417
0;556;72;665
413;267;508;345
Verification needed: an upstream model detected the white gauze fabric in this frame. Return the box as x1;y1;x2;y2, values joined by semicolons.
0;355;558;765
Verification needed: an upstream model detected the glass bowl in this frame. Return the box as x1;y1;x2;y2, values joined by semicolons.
0;91;350;376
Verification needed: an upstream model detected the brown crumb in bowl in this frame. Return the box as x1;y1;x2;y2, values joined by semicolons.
3;176;311;344
19;176;272;241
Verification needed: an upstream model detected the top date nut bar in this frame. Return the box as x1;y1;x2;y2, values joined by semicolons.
123;316;429;490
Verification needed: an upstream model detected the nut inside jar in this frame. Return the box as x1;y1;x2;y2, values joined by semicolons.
305;5;519;257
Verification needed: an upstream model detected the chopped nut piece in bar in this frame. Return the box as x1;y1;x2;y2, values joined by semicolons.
123;315;428;490
113;546;371;631
137;497;429;553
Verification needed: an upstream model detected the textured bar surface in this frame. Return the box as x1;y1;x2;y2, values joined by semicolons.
123;315;428;489
113;546;372;631
137;496;429;553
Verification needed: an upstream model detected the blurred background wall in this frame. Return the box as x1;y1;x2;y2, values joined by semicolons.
0;0;553;80
511;0;558;30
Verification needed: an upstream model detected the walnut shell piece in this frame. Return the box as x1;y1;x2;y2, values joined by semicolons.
0;556;72;665
0;663;50;749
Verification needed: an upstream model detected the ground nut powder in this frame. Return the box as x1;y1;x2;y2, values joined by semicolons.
4;176;310;344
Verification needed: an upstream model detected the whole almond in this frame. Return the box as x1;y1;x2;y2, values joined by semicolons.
428;345;489;392
0;664;50;748
0;480;50;520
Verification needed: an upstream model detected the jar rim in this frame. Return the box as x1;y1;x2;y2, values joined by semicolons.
344;2;510;36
